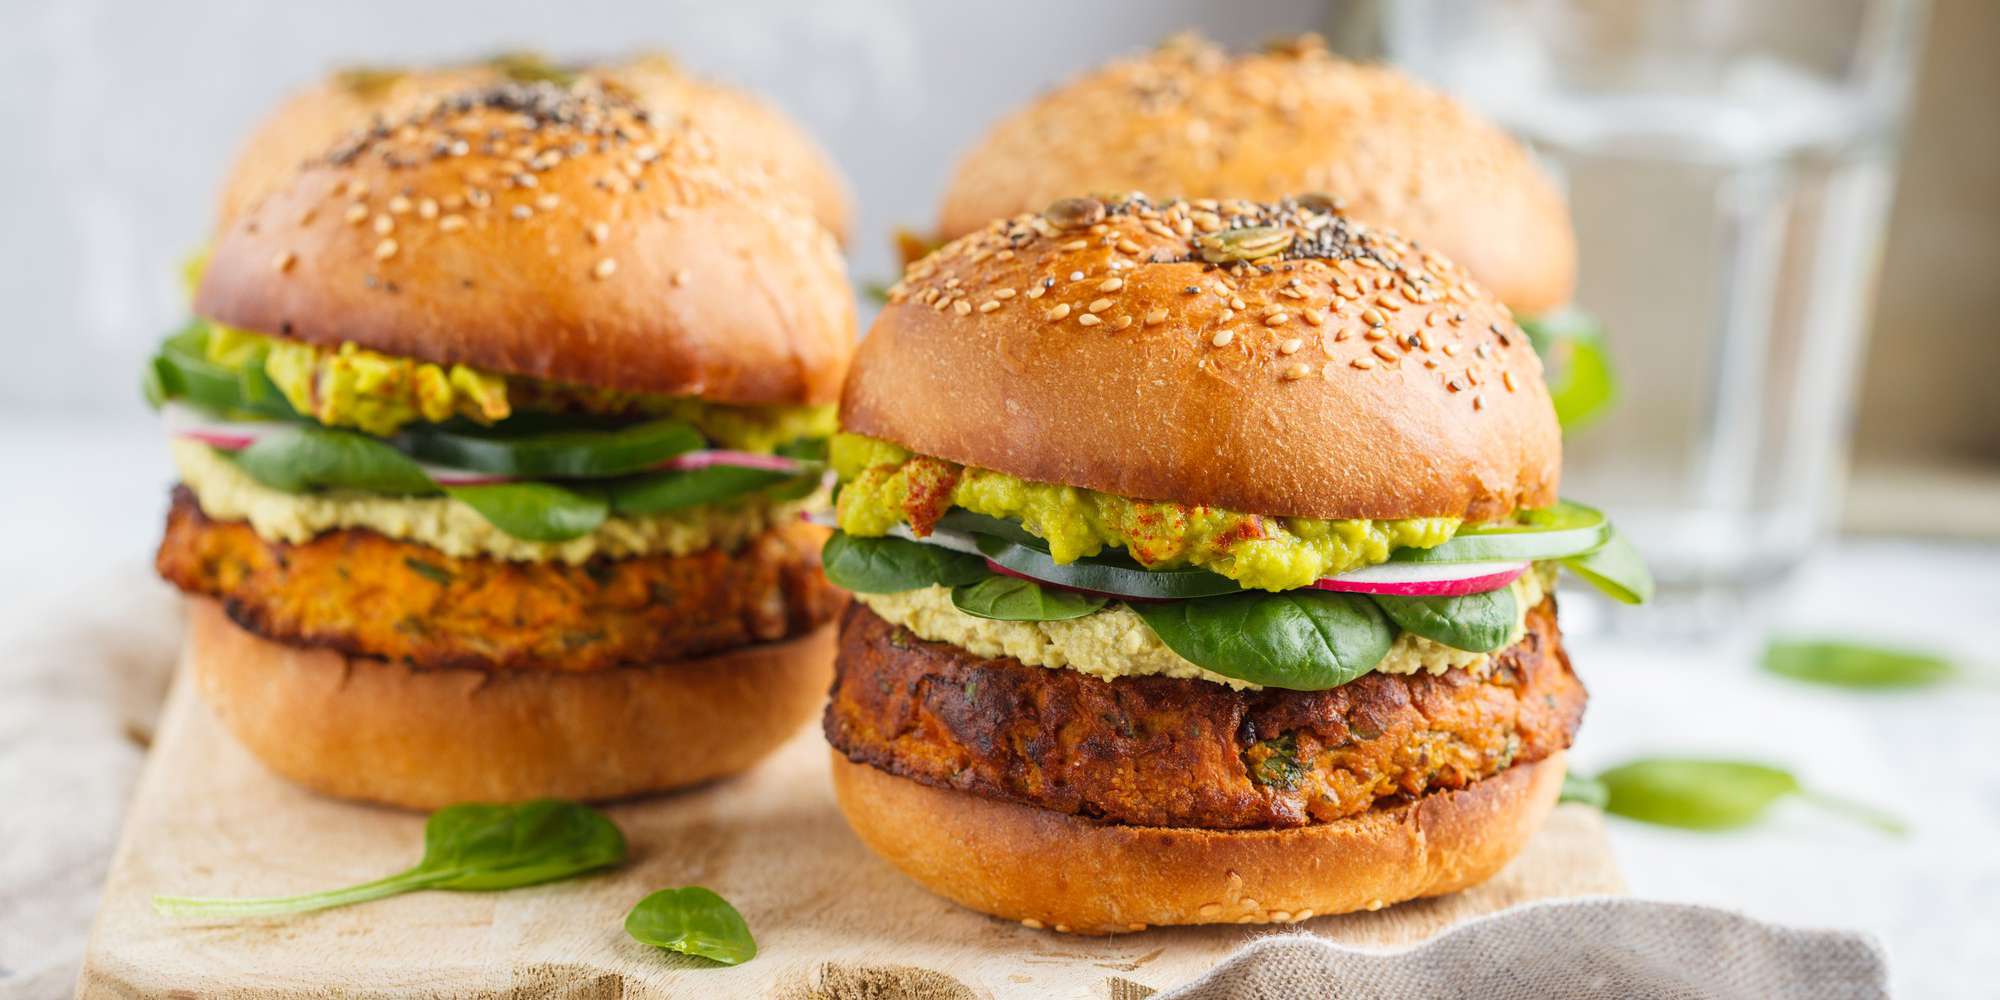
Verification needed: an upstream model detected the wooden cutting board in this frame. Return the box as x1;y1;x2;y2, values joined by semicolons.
78;654;1623;999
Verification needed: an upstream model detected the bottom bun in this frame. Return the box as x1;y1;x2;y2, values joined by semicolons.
830;749;1564;934
187;598;835;809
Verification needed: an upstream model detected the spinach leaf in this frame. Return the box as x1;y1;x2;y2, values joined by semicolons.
398;418;703;479
1563;530;1654;605
625;887;757;966
1558;772;1609;808
820;532;988;593
1595;758;1904;834
233;427;437;495
1761;638;1957;690
608;465;794;515
153;800;625;919
1371;587;1518;652
444;482;609;542
1131;590;1393;690
1520;310;1618;430
950;575;1105;621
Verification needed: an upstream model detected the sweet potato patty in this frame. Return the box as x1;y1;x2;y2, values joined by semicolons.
157;486;845;672
825;599;1583;830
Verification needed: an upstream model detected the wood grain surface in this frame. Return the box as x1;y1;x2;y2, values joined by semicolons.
78;653;1622;999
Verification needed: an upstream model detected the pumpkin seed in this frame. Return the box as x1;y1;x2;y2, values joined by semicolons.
1197;225;1294;263
1044;197;1106;231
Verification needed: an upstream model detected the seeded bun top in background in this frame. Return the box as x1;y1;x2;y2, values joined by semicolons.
843;194;1560;523
936;35;1574;316
217;54;853;243
196;83;855;406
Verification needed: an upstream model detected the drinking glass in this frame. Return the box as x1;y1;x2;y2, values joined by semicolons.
1378;0;1928;630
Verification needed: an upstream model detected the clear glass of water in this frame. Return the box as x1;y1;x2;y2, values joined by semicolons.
1379;0;1928;630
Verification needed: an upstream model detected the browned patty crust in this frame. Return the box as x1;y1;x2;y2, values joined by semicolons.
825;599;1583;830
156;486;845;672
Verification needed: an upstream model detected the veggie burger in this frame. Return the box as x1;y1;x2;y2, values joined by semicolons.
822;193;1649;932
148;80;855;808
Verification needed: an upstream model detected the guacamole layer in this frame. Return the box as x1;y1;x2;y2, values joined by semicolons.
203;323;836;449
831;433;1459;591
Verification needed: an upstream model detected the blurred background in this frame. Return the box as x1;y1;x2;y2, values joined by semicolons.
0;1;1993;996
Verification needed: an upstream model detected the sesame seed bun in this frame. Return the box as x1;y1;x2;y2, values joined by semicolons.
844;195;1560;522
195;82;855;407
185;598;837;809
829;749;1565;934
936;34;1575;315
217;54;853;242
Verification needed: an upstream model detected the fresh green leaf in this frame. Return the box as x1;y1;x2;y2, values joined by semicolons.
233;427;437;495
1559;772;1609;809
445;482;609;542
1131;590;1393;690
950;575;1106;621
1563;530;1654;604
398;418;703;479
1246;735;1308;789
608;465;794;514
1761;638;1957;690
153;800;625;919
1372;586;1518;652
403;557;455;586
625;887;756;966
773;436;829;463
1596;758;1904;835
147;322;297;419
820;532;989;593
1521;310;1618;430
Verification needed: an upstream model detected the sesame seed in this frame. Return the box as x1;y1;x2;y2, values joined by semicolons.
979;300;1001;313
439;214;467;233
1373;343;1400;362
1211;329;1236;347
417;198;439;220
1021;918;1044;930
1473;393;1487;410
297;208;317;226
1144;308;1168;325
1279;338;1303;354
1363;308;1386;327
1443;343;1461;357
1231;297;1247;310
671;269;689;287
536;193;560;211
271;251;296;273
387;195;412;215
372;214;394;235
1047;303;1072;320
1026;285;1047;300
1088;297;1113;313
1060;239;1088;251
1099;278;1124;292
1265;313;1290;327
1352;358;1376;370
373;238;398;260
953;300;972;316
1282;363;1310;380
1068;271;1084;281
993;288;1017;299
1303;310;1324;326
1503;370;1518;392
593;258;617;279
511;204;533;220
1116;238;1142;255
1364;328;1388;341
344;203;368;225
1078;313;1102;326
586;222;609;244
1112;315;1133;330
1219;309;1235;323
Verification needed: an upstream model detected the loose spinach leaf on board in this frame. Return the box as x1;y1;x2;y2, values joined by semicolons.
1131;590;1394;690
820;532;989;593
1558;772;1610;809
1563;530;1654;605
444;482;609;542
153;800;626;919
625;887;757;966
1594;758;1905;834
950;575;1106;622
1761;638;1957;690
1371;587;1518;653
232;426;437;496
607;465;795;515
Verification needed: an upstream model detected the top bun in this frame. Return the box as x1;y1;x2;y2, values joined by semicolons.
195;82;854;406
217;54;853;243
937;35;1574;315
843;194;1559;522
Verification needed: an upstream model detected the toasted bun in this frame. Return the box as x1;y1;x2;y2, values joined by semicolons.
196;82;854;406
938;35;1574;315
186;598;835;809
846;195;1559;521
217;55;852;241
830;750;1564;934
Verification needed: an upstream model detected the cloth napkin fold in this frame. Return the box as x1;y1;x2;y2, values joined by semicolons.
1157;897;1887;1000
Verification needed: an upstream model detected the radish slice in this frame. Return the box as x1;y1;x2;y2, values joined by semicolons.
658;450;812;474
1311;560;1527;596
413;462;514;487
160;402;277;451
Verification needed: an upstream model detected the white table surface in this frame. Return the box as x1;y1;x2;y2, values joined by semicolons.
1;415;1993;999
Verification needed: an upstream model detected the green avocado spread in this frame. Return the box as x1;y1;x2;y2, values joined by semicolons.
831;433;1460;591
199;324;835;450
